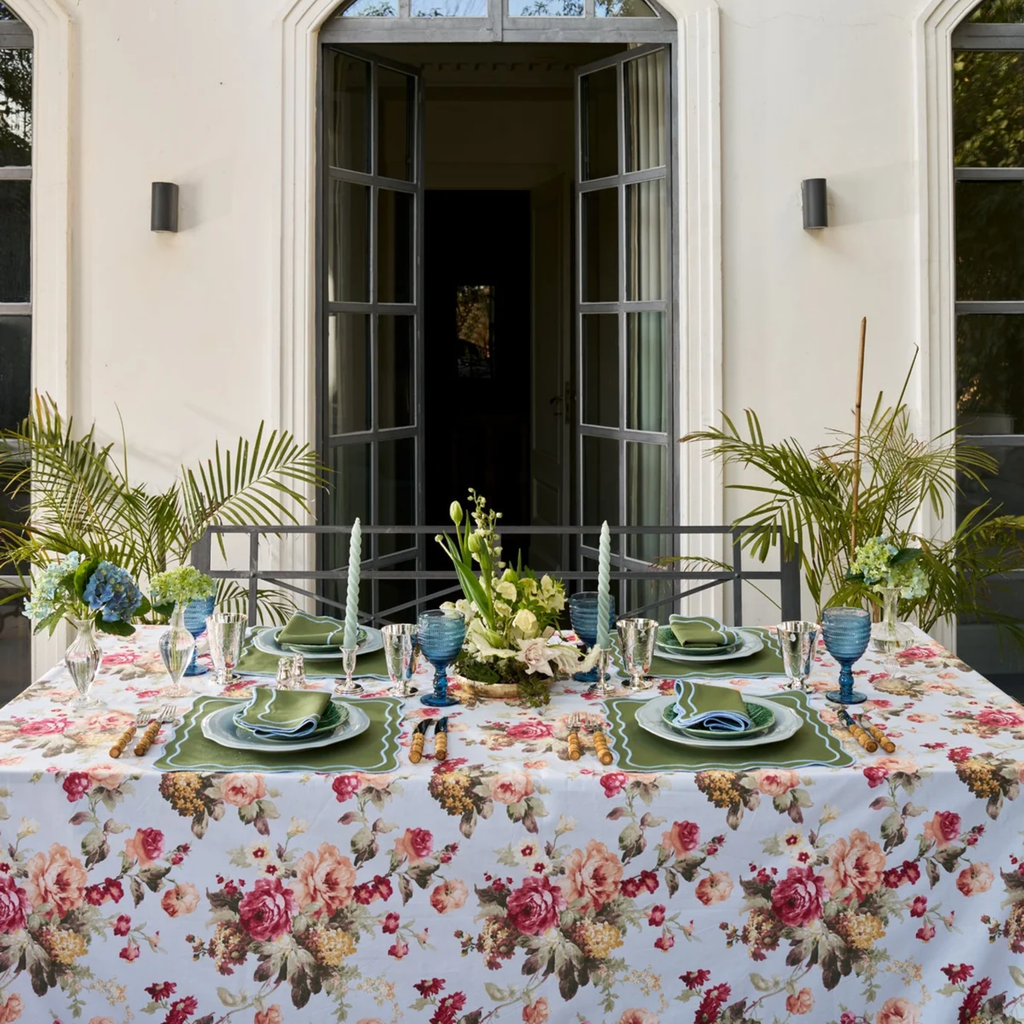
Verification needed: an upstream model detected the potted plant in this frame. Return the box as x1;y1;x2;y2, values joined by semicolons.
435;491;583;706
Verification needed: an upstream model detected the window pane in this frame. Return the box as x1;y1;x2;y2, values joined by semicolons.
0;47;32;166
596;0;656;16
328;314;371;435
625;50;665;173
0;315;30;431
582;314;618;427
583;434;619;526
341;0;397;15
0;5;22;19
957;315;1024;432
379;314;414;428
326;52;369;174
455;285;494;379
967;0;1024;22
412;0;487;14
954;51;1024;168
582;187;618;303
378;437;415;555
508;0;583;14
956;182;1024;300
378;189;414;303
581;65;617;181
625;441;668;559
328;180;370;303
324;443;370;616
378;67;414;181
627;311;666;432
0;180;30;303
626;178;666;301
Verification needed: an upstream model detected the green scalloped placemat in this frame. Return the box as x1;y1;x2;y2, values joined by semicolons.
611;626;786;680
154;696;403;773
235;631;389;679
602;691;855;772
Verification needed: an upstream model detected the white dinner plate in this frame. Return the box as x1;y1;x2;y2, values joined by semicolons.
201;701;370;752
253;625;383;660
654;627;764;664
635;694;801;749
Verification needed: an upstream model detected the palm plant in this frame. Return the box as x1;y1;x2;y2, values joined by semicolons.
684;356;1024;640
0;395;323;622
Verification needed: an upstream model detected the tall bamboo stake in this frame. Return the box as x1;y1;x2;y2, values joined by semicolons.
850;317;867;552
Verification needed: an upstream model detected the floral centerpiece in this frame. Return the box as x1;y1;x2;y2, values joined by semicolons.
150;565;216;618
846;536;929;601
436;491;582;706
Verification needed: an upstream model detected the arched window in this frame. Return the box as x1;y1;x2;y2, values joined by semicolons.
952;0;1024;694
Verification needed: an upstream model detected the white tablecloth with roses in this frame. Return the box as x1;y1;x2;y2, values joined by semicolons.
0;626;1021;1024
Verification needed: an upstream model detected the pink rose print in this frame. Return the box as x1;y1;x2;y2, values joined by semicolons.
254;1008;283;1024
616;1010;659;1024
976;707;1024;728
923;811;961;850
62;772;91;802
113;914;131;936
332;774;360;801
560;839;623;910
429;879;468;914
25;843;88;919
394;828;434;866
863;765;890;788
876;997;920;1024
292;843;357;917
20;718;67;736
956;862;994;897
695;871;733;906
0;875;30;934
87;765;125;790
600;772;628;798
823;829;886;902
505;721;554;740
506;876;566;935
220;773;267;807
161;883;200;917
770;866;827;927
754;769;800;797
490;771;534;805
786;989;813;1015
124;828;165;868
238;877;297;941
660;821;700;858
0;994;22;1023
522;997;549;1024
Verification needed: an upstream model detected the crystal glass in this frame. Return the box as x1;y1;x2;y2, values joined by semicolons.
183;595;217;676
159;603;197;697
616;617;658;690
570;591;616;682
66;617;103;710
822;607;871;705
206;612;247;686
382;623;419;697
777;620;820;691
334;647;363;695
870;587;914;679
417;609;465;708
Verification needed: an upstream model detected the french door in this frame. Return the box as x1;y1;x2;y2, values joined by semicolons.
575;45;674;613
319;47;424;616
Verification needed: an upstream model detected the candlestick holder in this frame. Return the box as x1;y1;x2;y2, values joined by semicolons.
590;647;617;697
334;647;363;695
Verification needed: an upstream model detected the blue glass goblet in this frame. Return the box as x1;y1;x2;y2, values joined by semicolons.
569;592;617;683
183;595;217;676
418;609;466;708
822;607;871;705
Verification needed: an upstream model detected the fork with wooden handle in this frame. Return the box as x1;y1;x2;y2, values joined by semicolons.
567;713;582;761
109;710;153;759
134;704;177;757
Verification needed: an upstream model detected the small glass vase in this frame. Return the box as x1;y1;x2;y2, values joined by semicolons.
183;595;217;676
66;616;103;710
870;587;913;678
159;603;196;697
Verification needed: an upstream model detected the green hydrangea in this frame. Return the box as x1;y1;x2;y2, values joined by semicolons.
848;536;930;599
150;565;216;607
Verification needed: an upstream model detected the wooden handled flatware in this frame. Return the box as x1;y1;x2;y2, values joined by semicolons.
109;710;153;759
837;708;878;753
593;729;614;765
434;717;449;762
567;713;582;761
409;719;432;764
133;704;178;757
858;715;896;753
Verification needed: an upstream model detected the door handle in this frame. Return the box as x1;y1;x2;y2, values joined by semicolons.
550;394;563;417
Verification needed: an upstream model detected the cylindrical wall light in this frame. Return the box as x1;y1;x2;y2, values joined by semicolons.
801;178;828;230
151;182;179;232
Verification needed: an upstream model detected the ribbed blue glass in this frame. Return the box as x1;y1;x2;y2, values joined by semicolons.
418;609;466;707
183;595;217;676
569;591;616;682
822;606;871;705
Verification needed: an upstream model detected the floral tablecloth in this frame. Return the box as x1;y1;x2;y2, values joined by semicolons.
0;627;1022;1024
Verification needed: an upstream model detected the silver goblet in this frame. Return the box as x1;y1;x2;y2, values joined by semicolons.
616;617;659;691
777;620;820;691
206;613;247;685
382;624;419;698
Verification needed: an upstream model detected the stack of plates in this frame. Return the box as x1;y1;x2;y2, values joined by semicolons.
636;695;801;749
252;626;384;660
200;700;371;753
280;627;368;655
654;625;763;664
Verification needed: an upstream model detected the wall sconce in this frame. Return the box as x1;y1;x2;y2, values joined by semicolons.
801;178;828;230
151;182;179;233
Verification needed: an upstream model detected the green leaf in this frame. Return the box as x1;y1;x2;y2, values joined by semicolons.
1009;964;1024;989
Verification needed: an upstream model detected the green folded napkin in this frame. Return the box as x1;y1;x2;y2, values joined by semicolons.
668;616;738;650
277;613;347;647
233;687;346;739
672;679;753;732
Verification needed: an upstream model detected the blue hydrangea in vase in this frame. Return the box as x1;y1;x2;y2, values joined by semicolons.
23;552;147;710
150;566;217;693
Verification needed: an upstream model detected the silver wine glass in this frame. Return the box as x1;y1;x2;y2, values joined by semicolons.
382;624;419;698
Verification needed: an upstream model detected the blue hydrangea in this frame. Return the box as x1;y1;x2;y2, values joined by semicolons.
82;561;144;623
23;551;83;623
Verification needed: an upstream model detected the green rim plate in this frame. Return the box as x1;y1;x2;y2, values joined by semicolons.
662;699;775;740
655;626;743;656
282;627;368;654
233;698;348;741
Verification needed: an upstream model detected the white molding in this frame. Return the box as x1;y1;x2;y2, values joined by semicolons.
913;0;978;652
7;0;74;681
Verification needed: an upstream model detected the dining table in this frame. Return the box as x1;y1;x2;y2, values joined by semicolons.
0;623;1021;1024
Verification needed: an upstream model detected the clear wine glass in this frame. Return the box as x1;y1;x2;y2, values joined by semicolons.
822;607;871;705
382;624;419;698
417;609;465;708
206;613;247;686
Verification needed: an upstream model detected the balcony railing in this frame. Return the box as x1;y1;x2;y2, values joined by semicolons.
191;524;801;628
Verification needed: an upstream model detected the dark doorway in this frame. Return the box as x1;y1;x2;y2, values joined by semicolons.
424;189;532;561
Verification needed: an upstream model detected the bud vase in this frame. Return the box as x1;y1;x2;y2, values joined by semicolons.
870;586;913;678
159;602;196;697
66;617;103;710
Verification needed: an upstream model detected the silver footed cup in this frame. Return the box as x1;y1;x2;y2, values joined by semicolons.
777;620;820;691
382;624;419;697
616;617;659;691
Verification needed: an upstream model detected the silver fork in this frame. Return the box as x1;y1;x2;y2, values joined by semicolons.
109;709;153;759
567;712;582;760
134;704;179;756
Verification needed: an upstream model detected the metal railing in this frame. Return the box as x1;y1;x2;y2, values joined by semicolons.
191;524;801;627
